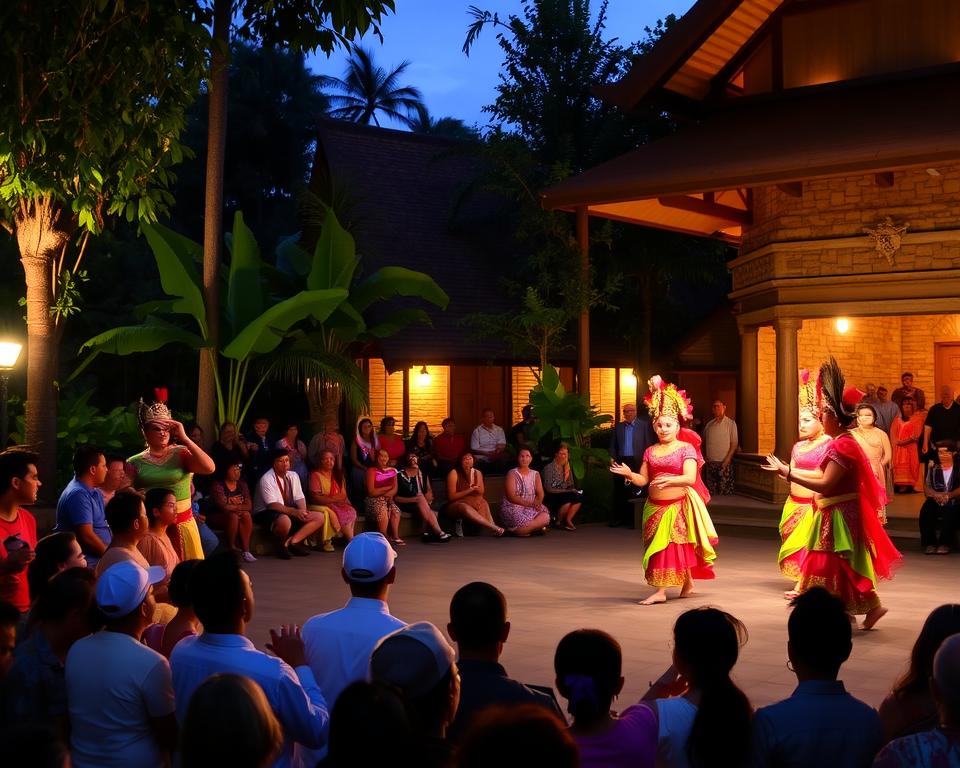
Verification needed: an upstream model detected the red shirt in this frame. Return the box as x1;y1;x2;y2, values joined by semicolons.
0;508;38;612
434;433;466;462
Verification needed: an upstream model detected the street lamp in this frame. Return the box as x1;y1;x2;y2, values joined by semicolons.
0;341;23;449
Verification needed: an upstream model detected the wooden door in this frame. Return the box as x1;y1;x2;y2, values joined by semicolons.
935;343;960;398
450;365;506;437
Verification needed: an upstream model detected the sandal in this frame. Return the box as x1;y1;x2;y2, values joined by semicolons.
563;523;576;531
390;538;406;547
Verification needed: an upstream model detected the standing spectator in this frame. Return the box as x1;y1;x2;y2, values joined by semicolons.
0;450;41;613
499;448;551;537
542;443;583;530
308;449;358;545
99;455;132;507
434;417;466;476
349;417;379;501
406;420;438;477
377;417;406;466
893;372;926;412
918;442;960;555
0;599;17;681
169;552;329;766
751;588;882;767
54;447;110;569
208;460;255;560
875;386;903;435
138;488;181;604
471;409;508;471
26;532;88;603
209;421;249;479
275;422;308;487
608;403;656;528
445;452;503;537
307;418;345;472
365;448;403;546
254;449;324;560
143;559;202;659
447;582;558;741
862;383;879;403
852;403;893;523
245;416;275;482
94;493;152;577
395;453;451;543
66;561;176;768
891;398;924;493
701;400;739;496
922;386;960;461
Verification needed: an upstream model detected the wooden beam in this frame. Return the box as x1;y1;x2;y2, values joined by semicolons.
777;182;803;198
875;172;894;188
657;195;753;225
709;3;789;98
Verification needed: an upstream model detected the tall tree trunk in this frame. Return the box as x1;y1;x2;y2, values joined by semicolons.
637;276;653;386
15;197;71;500
197;0;231;434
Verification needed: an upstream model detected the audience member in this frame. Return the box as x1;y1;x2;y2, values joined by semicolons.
370;621;460;767
875;386;903;435
919;441;960;555
891;398;924;493
499;448;551;536
365;448;403;546
94;492;152;577
5;568;100;736
874;633;960;767
349;417;379;499
923;386;960;462
143;559;202;659
138;488;181;603
170;552;329;766
702;400;739;496
26;532;87;604
852;403;893;522
751;587;882;767
254;449;323;559
879;604;960;742
554;628;655;768
0;599;17;680
186;422;206;449
471;408;508;470
325;680;417;767
407;420;439;476
893;372;926;412
276;422;309;486
542;443;583;530
54;446;110;568
210;421;249;479
309;449;357;547
209;460;255;560
863;383;879;403
396;453;452;543
246;415;276;481
66;561;176;768
0;450;40;613
447;582;557;741
434;417;466;476
508;405;537;457
99;454;132;506
307;417;345;472
445;452;503;537
454;703;579;768
180;673;284;768
377;416;406;466
608;403;656;528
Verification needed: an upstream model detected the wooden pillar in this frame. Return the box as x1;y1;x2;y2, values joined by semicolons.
402;366;410;439
576;206;590;400
738;326;759;452
774;318;801;459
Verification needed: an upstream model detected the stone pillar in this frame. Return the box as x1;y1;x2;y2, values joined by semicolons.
738;325;759;453
774;317;802;460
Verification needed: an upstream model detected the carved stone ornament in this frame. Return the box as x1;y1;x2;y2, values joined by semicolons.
863;216;909;265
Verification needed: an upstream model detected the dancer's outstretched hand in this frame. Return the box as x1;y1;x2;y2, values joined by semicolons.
762;454;789;476
609;461;632;477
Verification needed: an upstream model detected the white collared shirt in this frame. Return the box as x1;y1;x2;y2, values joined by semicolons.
254;469;306;513
470;423;506;457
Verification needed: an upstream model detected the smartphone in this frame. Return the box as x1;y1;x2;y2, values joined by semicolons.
4;534;27;553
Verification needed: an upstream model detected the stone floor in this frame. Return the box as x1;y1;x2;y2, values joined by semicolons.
242;521;956;712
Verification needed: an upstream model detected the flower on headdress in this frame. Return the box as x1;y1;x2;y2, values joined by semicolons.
154;387;169;403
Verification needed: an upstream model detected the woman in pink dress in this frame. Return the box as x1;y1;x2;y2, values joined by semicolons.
365;448;403;546
499;448;550;536
891;397;924;493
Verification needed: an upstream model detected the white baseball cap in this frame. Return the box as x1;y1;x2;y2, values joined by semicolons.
96;561;166;618
370;621;457;698
342;532;396;583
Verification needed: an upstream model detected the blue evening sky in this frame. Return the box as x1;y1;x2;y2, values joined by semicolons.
306;0;696;130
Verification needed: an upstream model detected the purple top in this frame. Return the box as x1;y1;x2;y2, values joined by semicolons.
573;704;657;768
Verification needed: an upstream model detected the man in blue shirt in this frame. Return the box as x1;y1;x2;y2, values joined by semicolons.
608;403;656;528
55;447;111;569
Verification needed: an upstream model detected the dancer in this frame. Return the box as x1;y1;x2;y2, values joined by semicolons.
778;369;832;599
611;375;717;605
764;358;902;630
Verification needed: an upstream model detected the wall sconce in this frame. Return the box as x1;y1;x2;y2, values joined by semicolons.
417;365;431;387
621;369;638;389
0;340;23;448
835;318;849;334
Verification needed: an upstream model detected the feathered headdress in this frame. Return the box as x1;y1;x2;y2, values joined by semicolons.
644;375;693;422
817;358;857;428
138;387;172;428
798;368;818;416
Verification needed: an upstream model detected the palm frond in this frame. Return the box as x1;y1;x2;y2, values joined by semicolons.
266;348;369;414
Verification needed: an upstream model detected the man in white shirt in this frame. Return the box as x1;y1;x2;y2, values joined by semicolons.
470;408;507;471
302;532;406;761
66;561;176;768
170;552;329;768
702;400;739;496
254;449;324;558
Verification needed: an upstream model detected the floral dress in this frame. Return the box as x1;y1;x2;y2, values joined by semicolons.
499;469;549;529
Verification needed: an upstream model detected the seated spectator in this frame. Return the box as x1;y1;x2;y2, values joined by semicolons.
276;422;309;486
499;448;551;537
396;453;451;543
370;621;460;767
445;452;503;537
434;417;466;476
0;599;18;681
554;628;655;768
892;397;924;493
66;561;176;768
210;421;249;480
471;409;508;471
253;449;324;560
138;488;181;604
0;450;41;614
245;415;276;482
378;416;406;466
99;454;132;507
94;492;152;577
509;404;537;456
879;604;960;742
143;559;202;659
326;680;417;767
170;552;329;764
180;673;283;768
447;582;557;741
365;448;403;546
407;420;438;476
190;480;219;557
308;449;358;546
54;446;110;568
454;703;578;768
919;441;960;555
186;422;206;449
874;634;960;767
752;587;882;767
542;443;583;530
307;417;345;472
209;460;255;561
27;532;87;604
5;568;101;737
644;607;752;768
349;417;379;501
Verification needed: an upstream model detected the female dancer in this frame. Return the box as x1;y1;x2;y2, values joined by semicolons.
765;358;901;629
611;376;717;605
778;369;832;598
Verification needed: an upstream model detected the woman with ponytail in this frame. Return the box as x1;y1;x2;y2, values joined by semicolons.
554;629;657;768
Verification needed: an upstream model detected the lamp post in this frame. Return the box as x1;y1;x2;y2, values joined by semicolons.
0;341;23;449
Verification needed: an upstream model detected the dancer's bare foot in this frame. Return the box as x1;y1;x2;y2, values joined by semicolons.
862;606;888;630
679;577;695;598
639;590;668;605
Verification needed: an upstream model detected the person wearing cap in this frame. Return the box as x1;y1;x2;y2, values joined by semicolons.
170;552;329;767
65;560;177;768
370;621;460;766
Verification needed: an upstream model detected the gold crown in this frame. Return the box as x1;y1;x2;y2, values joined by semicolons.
137;397;171;427
798;368;818;416
644;375;693;422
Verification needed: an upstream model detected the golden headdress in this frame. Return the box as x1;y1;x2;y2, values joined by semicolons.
798;368;818;416
138;387;172;428
644;375;693;422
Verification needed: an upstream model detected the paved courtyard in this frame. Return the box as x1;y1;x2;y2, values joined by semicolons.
244;523;954;711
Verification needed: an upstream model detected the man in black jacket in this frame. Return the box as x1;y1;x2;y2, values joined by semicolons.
608;403;656;528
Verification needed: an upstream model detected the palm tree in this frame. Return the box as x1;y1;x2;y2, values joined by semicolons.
409;104;481;141
323;47;425;128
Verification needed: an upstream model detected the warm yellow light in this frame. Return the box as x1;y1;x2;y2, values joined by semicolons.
0;341;23;369
417;365;431;387
621;369;638;389
835;318;849;334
